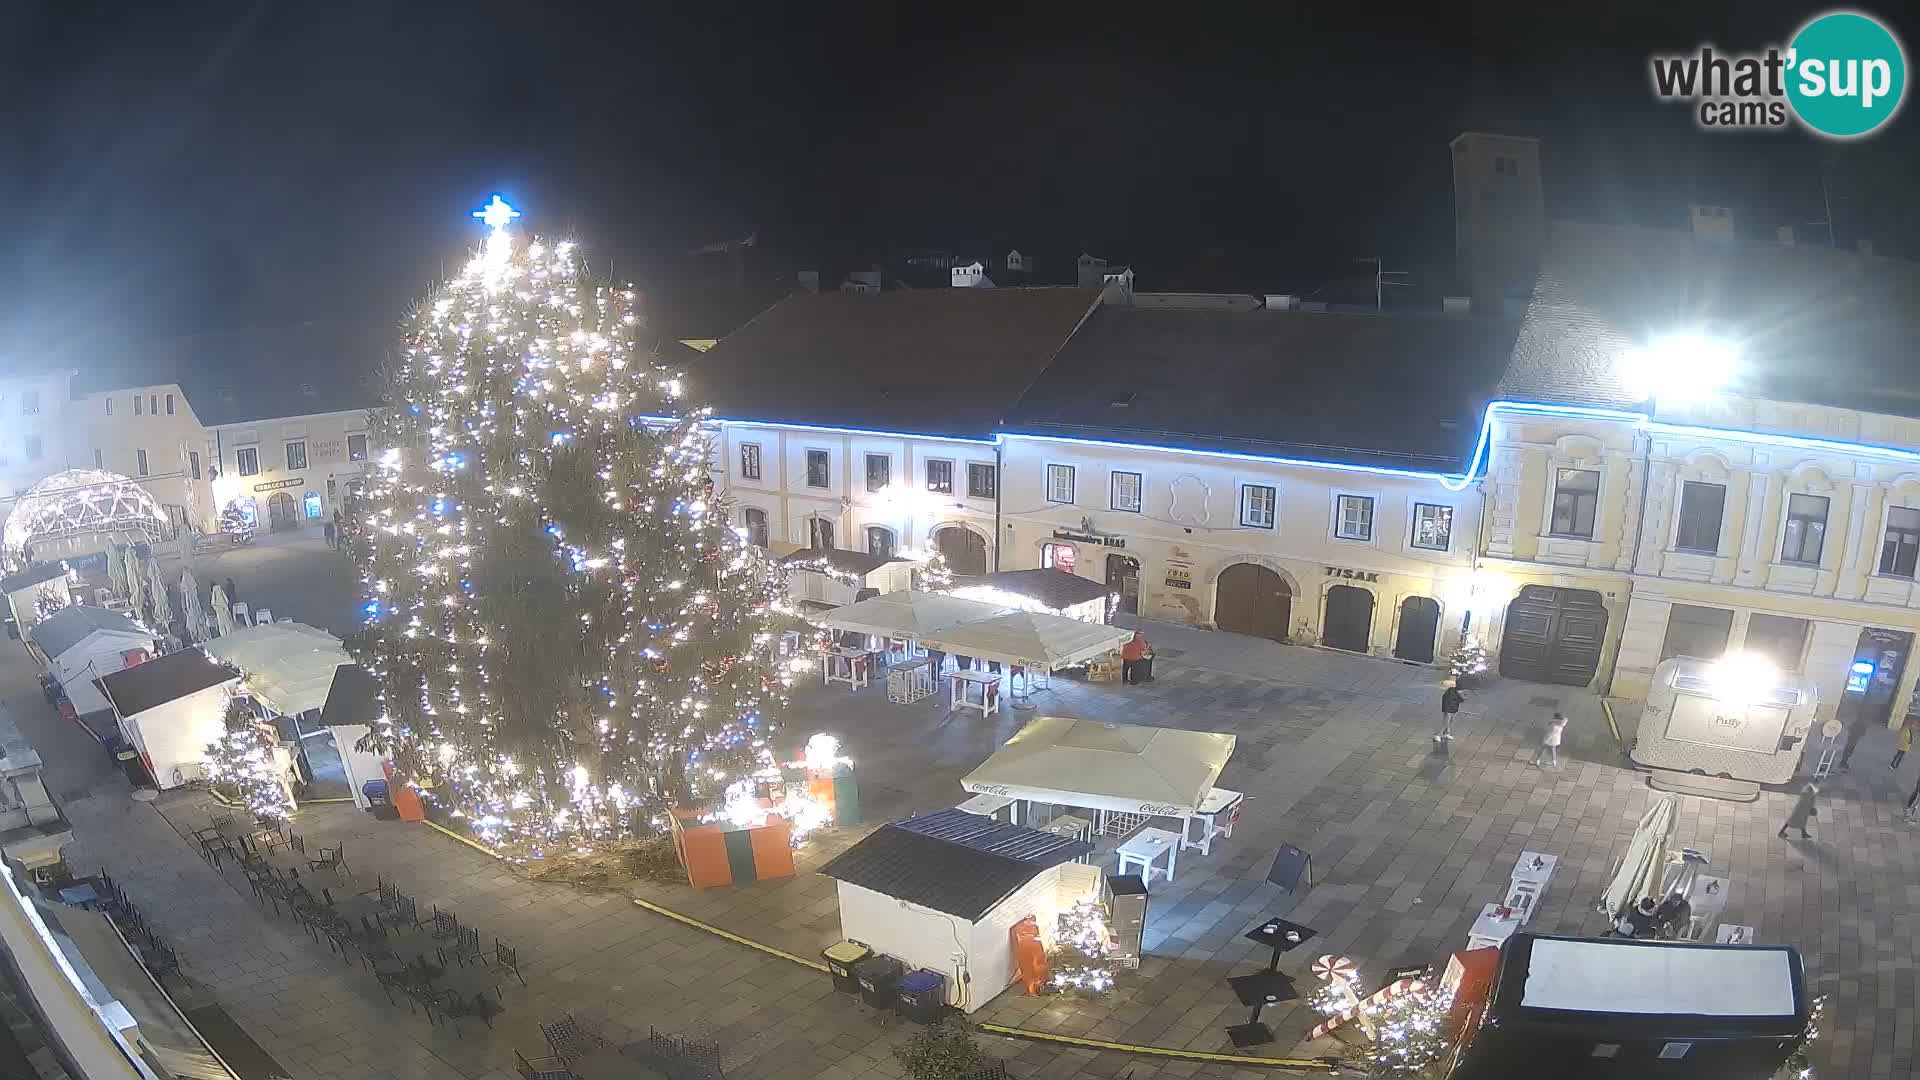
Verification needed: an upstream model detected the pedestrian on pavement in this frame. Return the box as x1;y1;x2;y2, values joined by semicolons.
1778;782;1819;839
1438;682;1465;740
1531;712;1567;767
1895;719;1914;770
1837;706;1874;770
1121;631;1154;685
1904;772;1920;825
223;577;238;606
322;519;337;549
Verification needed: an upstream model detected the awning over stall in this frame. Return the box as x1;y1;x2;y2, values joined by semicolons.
959;715;1235;817
202;622;351;716
918;610;1132;669
951;569;1110;617
809;590;1008;639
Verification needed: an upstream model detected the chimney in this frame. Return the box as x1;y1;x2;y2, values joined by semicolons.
1689;205;1735;245
1264;294;1296;311
1776;226;1795;246
1858;238;1876;257
797;269;820;292
1443;296;1471;315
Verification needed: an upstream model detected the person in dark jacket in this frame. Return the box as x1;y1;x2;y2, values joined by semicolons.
1778;782;1819;839
224;577;239;605
1438;683;1465;740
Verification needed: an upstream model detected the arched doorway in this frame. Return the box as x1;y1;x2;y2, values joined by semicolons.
267;491;299;532
1323;585;1374;653
1394;596;1441;663
1214;563;1292;641
1499;585;1608;685
1106;554;1140;615
935;526;988;576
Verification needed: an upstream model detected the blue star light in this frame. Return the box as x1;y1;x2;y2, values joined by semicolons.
472;195;520;232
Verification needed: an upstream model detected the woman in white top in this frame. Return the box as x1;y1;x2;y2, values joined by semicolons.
1531;712;1567;768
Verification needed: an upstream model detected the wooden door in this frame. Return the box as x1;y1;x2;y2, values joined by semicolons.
1215;563;1291;642
267;492;298;532
936;527;988;576
1322;585;1374;653
1499;585;1608;685
1394;596;1441;663
1106;555;1140;615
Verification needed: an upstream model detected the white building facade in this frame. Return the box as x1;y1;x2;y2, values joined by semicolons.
0;370;80;500
208;409;374;532
73;382;216;534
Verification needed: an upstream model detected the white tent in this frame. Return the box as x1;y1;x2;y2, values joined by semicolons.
28;606;154;716
202;622;351;717
960;716;1236;817
810;590;1008;640
919;610;1132;670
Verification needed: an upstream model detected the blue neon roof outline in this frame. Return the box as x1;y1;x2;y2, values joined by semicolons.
636;399;1920;491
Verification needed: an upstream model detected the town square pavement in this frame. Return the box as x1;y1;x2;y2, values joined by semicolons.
4;602;1913;1079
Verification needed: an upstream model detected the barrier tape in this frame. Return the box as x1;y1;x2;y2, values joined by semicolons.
627;895;830;973
974;1024;1335;1071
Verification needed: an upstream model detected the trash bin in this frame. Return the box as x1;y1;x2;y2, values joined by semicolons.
895;969;947;1024
822;940;872;994
361;779;391;807
854;954;905;1010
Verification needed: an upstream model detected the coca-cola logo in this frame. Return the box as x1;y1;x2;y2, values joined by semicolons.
1138;802;1183;815
970;784;1011;796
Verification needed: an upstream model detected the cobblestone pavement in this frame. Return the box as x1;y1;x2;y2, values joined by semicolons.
9;615;1914;1078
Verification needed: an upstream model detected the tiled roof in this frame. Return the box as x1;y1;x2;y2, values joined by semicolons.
96;649;238;717
319;663;380;729
1006;305;1521;472
957;569;1109;611
1500;222;1920;418
693;288;1100;440
27;605;147;660
818;808;1091;921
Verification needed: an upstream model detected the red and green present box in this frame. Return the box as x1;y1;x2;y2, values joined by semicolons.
670;808;795;888
780;763;859;825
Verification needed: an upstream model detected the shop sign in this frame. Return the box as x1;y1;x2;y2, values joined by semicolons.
1136;802;1184;815
1164;567;1193;590
254;477;305;492
1053;528;1125;549
1324;566;1379;583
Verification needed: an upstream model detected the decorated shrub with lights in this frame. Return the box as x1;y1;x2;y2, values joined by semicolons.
203;694;295;823
350;197;796;855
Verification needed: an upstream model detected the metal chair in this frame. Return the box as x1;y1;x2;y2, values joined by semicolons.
515;1051;574;1080
494;939;526;985
451;925;485;967
431;906;459;941
307;842;348;876
541;1013;604;1063
392;895;419;929
440;989;502;1031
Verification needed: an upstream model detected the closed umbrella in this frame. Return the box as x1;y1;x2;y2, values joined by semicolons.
180;569;206;643
106;545;128;600
210;584;235;637
1600;792;1676;921
145;557;173;631
124;548;147;620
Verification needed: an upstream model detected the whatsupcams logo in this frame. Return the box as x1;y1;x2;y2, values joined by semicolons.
1650;10;1907;137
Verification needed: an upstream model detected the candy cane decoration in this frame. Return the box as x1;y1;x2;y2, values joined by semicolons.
1313;955;1374;1038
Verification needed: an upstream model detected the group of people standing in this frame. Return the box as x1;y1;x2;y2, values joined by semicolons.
1433;682;1566;767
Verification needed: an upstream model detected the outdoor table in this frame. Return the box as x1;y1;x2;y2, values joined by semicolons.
1115;826;1180;884
824;647;870;691
1716;923;1756;944
1181;787;1244;855
885;636;921;663
1504;850;1558;924
886;657;936;704
954;792;1021;824
948;669;1000;717
1466;903;1523;952
570;1047;665;1080
1042;815;1093;862
58;883;99;909
1243;917;1318;971
1224;969;1298;1048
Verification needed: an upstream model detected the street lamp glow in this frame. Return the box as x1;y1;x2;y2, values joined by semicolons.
1707;651;1776;704
1619;333;1739;403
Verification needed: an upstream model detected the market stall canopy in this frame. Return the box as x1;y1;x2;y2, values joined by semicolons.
202;622;351;716
917;610;1132;669
960;716;1236;817
97;649;240;718
810;590;1008;639
952;569;1110;615
28;605;148;663
779;549;907;578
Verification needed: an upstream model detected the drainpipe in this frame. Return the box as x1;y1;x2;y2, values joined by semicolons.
992;441;1003;571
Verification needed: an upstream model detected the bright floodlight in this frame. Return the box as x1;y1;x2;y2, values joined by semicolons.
1706;651;1776;704
1619;333;1739;403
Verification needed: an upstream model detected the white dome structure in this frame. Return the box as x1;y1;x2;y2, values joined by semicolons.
2;469;170;555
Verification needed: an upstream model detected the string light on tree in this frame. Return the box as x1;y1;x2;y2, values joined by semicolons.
349;195;798;857
202;692;295;822
1048;899;1117;994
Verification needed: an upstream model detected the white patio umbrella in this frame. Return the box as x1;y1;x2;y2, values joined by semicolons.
1599;792;1677;920
145;557;173;630
179;569;206;643
106;545;128;599
123;548;147;619
210;584;236;637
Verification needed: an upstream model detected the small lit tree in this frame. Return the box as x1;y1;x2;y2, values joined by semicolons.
202;694;294;822
912;549;954;593
1047;899;1116;994
1447;637;1490;689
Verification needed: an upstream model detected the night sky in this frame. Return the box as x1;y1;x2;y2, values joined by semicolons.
2;1;1913;382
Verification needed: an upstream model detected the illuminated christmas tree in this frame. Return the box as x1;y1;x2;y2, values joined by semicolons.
1047;899;1116;994
202;694;294;822
350;196;795;855
911;549;954;593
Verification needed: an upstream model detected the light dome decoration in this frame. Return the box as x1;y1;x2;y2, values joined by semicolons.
2;469;171;557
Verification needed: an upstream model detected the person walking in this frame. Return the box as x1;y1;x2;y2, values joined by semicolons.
1531;712;1567;767
223;577;238;606
1892;718;1914;769
1437;682;1465;740
1904;772;1920;825
322;519;337;549
1837;706;1874;770
1778;782;1819;839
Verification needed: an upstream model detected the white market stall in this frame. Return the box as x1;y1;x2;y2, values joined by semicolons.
960;716;1238;874
810;590;1008;641
1;562;74;634
818;807;1098;1013
27;606;155;717
780;549;917;610
318;663;392;810
918;610;1133;703
202;622;351;720
96;649;242;789
951;568;1113;624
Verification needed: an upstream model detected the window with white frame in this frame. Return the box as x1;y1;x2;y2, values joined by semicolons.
967;462;997;499
1549;468;1600;538
926;458;954;494
867;526;896;558
1412;502;1452;551
1240;484;1276;529
1040;542;1076;573
1781;493;1829;565
1881;507;1920;578
805;449;830;488
739;443;762;480
285;440;308;471
347;434;368;461
1335;494;1374;541
1110;471;1142;513
236;446;259;476
1046;464;1075;504
865;453;890;492
1673;481;1726;553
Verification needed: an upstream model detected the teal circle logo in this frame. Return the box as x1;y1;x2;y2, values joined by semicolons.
1787;11;1907;137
